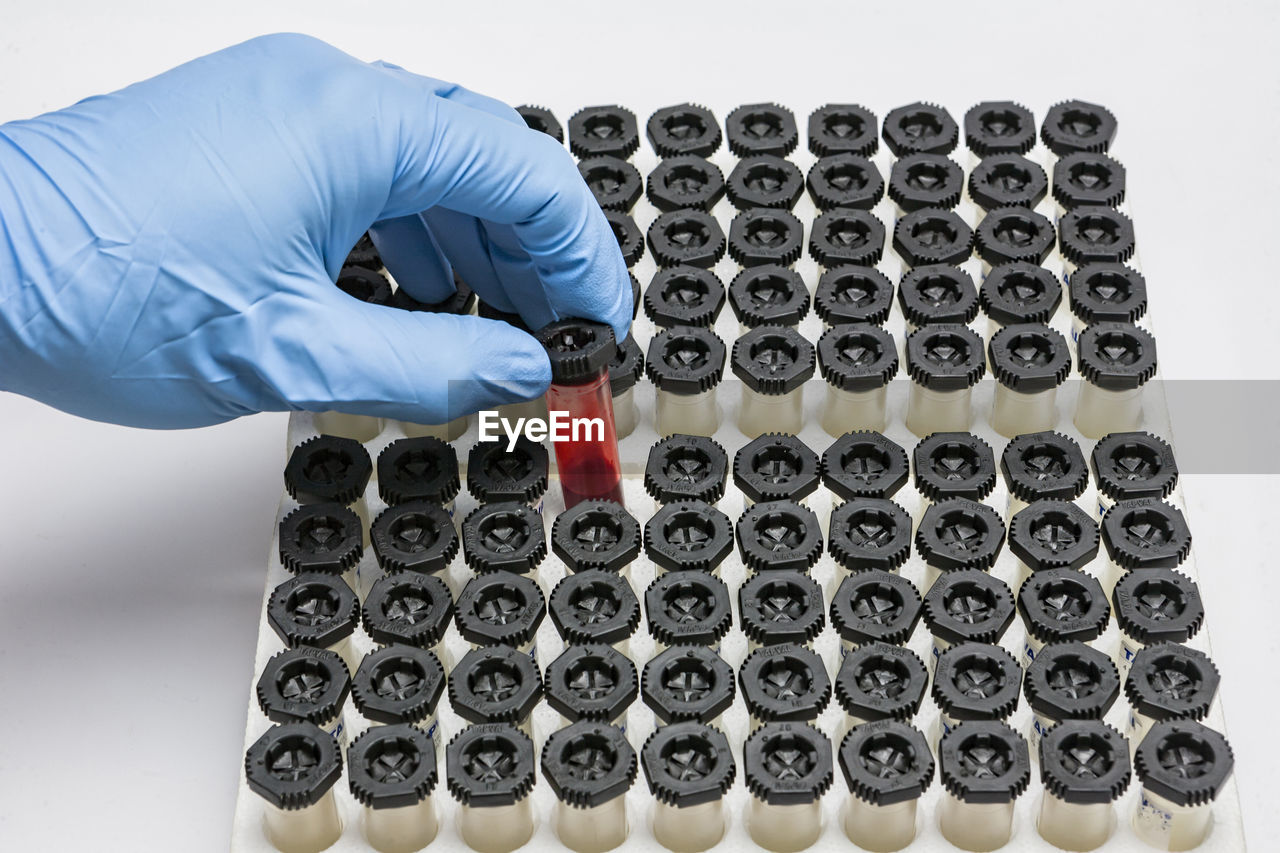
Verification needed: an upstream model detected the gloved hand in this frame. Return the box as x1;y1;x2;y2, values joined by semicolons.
0;33;631;428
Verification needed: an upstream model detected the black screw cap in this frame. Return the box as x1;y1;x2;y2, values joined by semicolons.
552;500;641;574
377;436;460;506
535;318;615;385
644;499;734;573
1077;322;1158;391
975;207;1057;267
391;275;478;315
913;432;997;503
245;722;343;810
830;570;923;646
371;501;459;574
735;499;824;573
268;573;359;649
578;155;642;212
644;434;729;505
1125;643;1220;722
1114;568;1204;645
642;646;736;724
610;336;644;396
446;723;536;807
345;232;381;270
467;437;550;506
279;503;363;575
647;103;722;158
641;721;736;807
1102;499;1192;570
461;501;548;575
1009;500;1100;573
646;325;727;394
744;722;834;805
645;570;733;648
569;105;639;159
1017;567;1110;646
809;104;879;157
348;723;439;810
839;720;935;806
549;568;641;647
542;721;638;808
739;570;826;646
964;101;1036;157
726;103;798;157
1053;152;1126;209
605;210;645;267
733;433;822;504
449;645;544;726
516;105;563;142
645;267;726;328
352;645;447;725
544;643;638;724
933;642;1022;721
1024;641;1121;721
835;642;929;722
1041;100;1117;155
806;154;885;212
888;154;964;211
1134;719;1234;808
256;647;351;725
809;208;886;268
938;720;1030;804
739;643;832;723
905;324;987;391
989;323;1072;392
916;498;1005;572
883;102;959;156
818;324;899;392
968;154;1048;210
1059;206;1136;266
337;265;394;306
362;570;454;649
827;498;912;573
648;210;727;269
923;569;1016;647
731;326;816;395
454;572;546;649
646;155;727;212
894;208;974;267
1070;263;1148;325
1091;432;1178;503
727;265;810;328
898;264;979;327
979;262;1062;327
1001;430;1088;503
1040;721;1131;804
821;431;910;501
814;266;894;326
728;209;805;267
727;155;805;210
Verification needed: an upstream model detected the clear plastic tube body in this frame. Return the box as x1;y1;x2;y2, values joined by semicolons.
652;800;725;853
739;387;804;437
821;385;888;435
458;799;535;853
545;369;624;509
844;796;917;852
1038;795;1113;851
612;386;639;439
906;385;972;435
656;388;720;437
556;796;628;853
938;794;1015;852
1075;384;1144;439
313;411;382;443
263;792;343;853
401;415;470;442
364;798;440;853
1133;787;1214;851
747;798;822;852
498;396;549;427
990;386;1058;438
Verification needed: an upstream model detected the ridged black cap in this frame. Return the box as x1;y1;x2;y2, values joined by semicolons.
348;723;438;809
245;722;343;810
477;299;533;333
1017;568;1110;645
1053;152;1126;209
726;103;798;157
610;336;644;395
645;435;728;504
839;720;935;806
821;431;910;501
542;721;638;808
569;105;639;159
1001;431;1088;503
1039;721;1131;804
646;570;733;647
1059;206;1136;266
449;646;544;725
648;209;729;269
979;262;1062;327
1092;432;1178;503
345;232;381;270
645;325;727;394
728;209;805;267
898;264;979;327
894;208;974;267
279;503;363;575
646;155;726;212
739;643;832;722
1135;720;1234;807
641;721;736;807
361;570;454;649
912;432;997;503
830;570;923;646
1070;263;1148;325
1114;568;1204;645
535;319;615;385
727;265;810;328
806;154;885;211
337;265;393;306
645;267;726;328
1024;641;1120;720
642;646;736;724
731;326;816;394
975;207;1056;267
516;105;563;142
377;436;460;506
544;644;638;724
644;499;734;573
446;723;536;807
968;154;1048;210
551;500;641;574
906;324;986;391
256;646;351;725
888;154;964;211
964;101;1036;157
809;208;886;268
647;103;722;157
916;498;1006;572
727;155;804;210
939;720;1030;804
933;642;1022;721
352;645;446;725
605;210;645;267
735;500;824;573
827;497;912;572
733;433;822;504
579;156;642;212
1102;500;1191;570
461;501;547;574
392;277;478;315
739;571;826;646
268;573;359;649
814;266;893;326
923;570;1015;646
1009;500;1099;573
1126;644;1220;722
883;102;959;156
549;569;641;646
454;572;546;648
809;104;879;157
1041;101;1117;155
835;642;929;722
1078;322;1157;390
818;324;899;392
744;722;834;805
989;323;1072;392
370;501;458;574
467;438;549;506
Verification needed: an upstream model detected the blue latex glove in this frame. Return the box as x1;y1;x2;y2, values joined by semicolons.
0;34;631;428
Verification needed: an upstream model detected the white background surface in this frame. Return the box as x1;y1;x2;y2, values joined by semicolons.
0;1;1276;850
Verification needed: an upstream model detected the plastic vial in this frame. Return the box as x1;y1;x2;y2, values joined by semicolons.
1053;151;1126;218
727;265;810;334
568;105;639;159
974;207;1056;274
733;433;822;509
268;573;361;675
1069;262;1148;342
727;155;804;210
604;210;645;267
834;642;928;738
446;723;537;853
285;435;372;529
827;498;912;574
744;722;834;853
808;103;879;157
731;327;815;437
933;642;1022;743
964;101;1036;158
391;275;478;315
1113;568;1204;677
461;501;548;578
534;319;625;508
312;410;382;444
1024;641;1121;754
1059;206;1136;283
641;721;736;853
351;645;446;742
1041;100;1117;156
1037;720;1132;851
1132;720;1234;851
609;336;644;440
914;498;1006;591
814;265;894;327
904;324;986;435
735;500;824;575
369;502;458;591
257;647;351;744
1125;643;1220;755
245;722;344;853
454;572;546;663
579;155;642;212
467;437;550;514
643;434;729;506
361;570;454;660
648;209;727;269
806;154;885;212
516;105;563;142
987;323;1071;437
739;571;826;652
377;436;460;512
967;154;1048;212
1017;567;1110;665
1091;431;1178;519
545;644;638;732
821;431;910;503
646;155;726;212
808;208;886;273
647;103;722;157
1000;430;1088;520
279;503;363;589
726;103;798;156
549;569;641;655
644;266;726;329
922;570;1015;672
642;646;736;727
817;324;898;435
645;570;733;653
448;646;543;736
898;264;979;333
1008;499;1100;590
888;153;964;217
1101;498;1192;599
937;720;1031;851
892;208;974;268
728;209;807;276
882;102;959;157
838;720;935;852
912;432;997;523
646;326;727;437
552;499;641;583
1074;322;1157;439
739;643;832;729
348;723;440;853
542;721;638;853
643;499;734;574
829;570;923;655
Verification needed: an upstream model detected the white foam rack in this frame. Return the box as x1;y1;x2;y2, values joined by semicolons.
232;100;1245;853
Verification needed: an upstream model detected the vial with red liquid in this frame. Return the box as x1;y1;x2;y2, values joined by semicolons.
535;319;626;509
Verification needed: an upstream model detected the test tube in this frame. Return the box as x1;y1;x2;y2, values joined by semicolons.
256;647;351;744
820;431;910;503
897;264;979;333
735;500;824;575
645;156;727;213
568;105;639;159
808;103;879;158
466;437;550;514
278;504;363;589
817;325;897;435
646;326;727;437
1053;151;1127;219
739;570;826;652
744;722;833;853
1016;567;1110;665
1037;721;1131;851
882;102;959;158
967;155;1047;213
448;646;544;736
932;642;1022;742
733;433;822;511
974;207;1056;274
937;720;1031;852
978;262;1062;345
1024;641;1121;755
892;208;974;268
549;569;641;655
914;498;1006;591
446;723;537;853
813;266;893;329
643;434;729;506
647;102;722;156
551;499;641;581
267;573;361;675
368;501;458;591
1125;643;1220;756
1090;430;1178;519
642;646;736;728
361;570;454;667
534;319;625;508
838;720;935;852
641;721;736;853
727;265;810;333
1040;100;1117;158
904;324;986;435
827;498;912;574
1113;568;1204;677
727;154;804;210
732;327;815;437
1058;206;1136;284
1000;430;1088;520
988;323;1072;437
579;154;642;212
808;209;887;272
728;209;806;269
643;500;734;574
545;644;638;732
921;569;1015;671
461;501;548;578
245;722;344;853
806;155;885;213
739;643;832;730
644;266;726;329
454;572;546;663
1132;720;1234;851
963;101;1036;162
311;410;382;444
1101;498;1192;599
285;435;373;535
348;723;440;853
351;645;446;743
376;436;460;513
833;642;928;740
609;336;644;440
542;722;638;853
1068;262;1148;342
645;570;733;653
911;432;997;524
1075;322;1157;438
515;105;563;141
888;153;964;216
829;570;923;656
1008;499;1100;590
